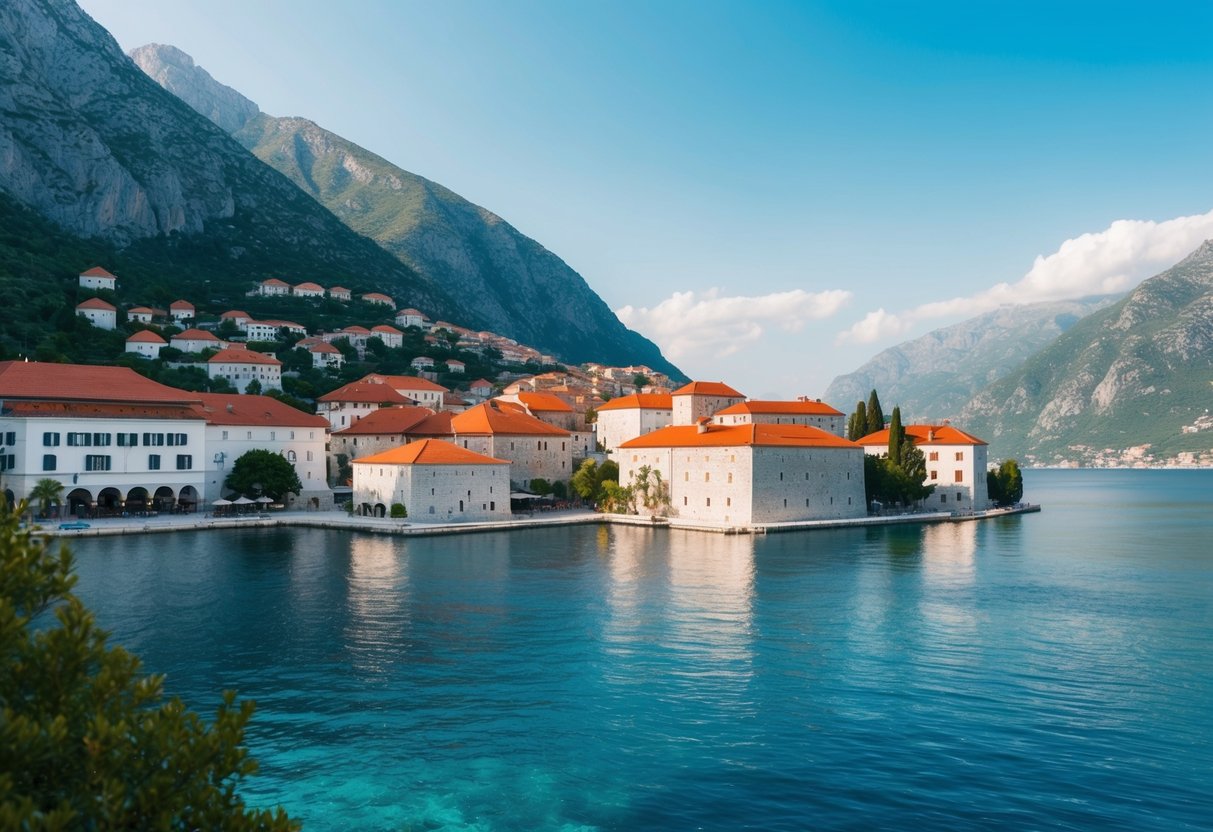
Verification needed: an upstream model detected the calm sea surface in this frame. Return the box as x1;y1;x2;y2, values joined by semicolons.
68;469;1213;831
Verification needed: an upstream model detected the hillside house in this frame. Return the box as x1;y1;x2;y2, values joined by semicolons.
293;282;325;298
169;300;195;322
362;292;396;308
78;266;117;292
207;347;282;393
596;393;673;454
125;330;167;359
316;380;416;431
170;328;224;354
257;278;291;297
76;297;116;330
127;306;155;324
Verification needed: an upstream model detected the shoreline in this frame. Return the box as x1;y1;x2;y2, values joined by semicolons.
36;503;1042;540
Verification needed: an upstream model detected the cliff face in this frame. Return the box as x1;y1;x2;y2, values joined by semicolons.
959;241;1213;464
130;42;682;376
824;297;1116;421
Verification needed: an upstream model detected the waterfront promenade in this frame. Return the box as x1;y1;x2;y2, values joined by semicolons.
38;502;1041;540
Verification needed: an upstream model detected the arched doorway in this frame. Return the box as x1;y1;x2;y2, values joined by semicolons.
67;488;92;518
178;486;199;514
373;503;386;517
359;502;372;516
125;487;150;514
153;486;175;513
96;487;122;516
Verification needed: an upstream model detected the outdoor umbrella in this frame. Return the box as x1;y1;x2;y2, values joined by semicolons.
211;498;233;506
254;496;274;504
232;496;255;505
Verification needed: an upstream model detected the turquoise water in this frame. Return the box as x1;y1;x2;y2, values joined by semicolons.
68;469;1213;830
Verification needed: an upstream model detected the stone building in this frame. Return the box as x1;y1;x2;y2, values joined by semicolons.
352;439;510;521
857;424;989;511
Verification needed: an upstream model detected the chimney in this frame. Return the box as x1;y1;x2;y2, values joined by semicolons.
928;429;935;441
226;403;234;412
697;417;711;434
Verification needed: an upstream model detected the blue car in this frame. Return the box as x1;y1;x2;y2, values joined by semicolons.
58;521;91;530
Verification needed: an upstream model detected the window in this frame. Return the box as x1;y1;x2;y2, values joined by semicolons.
727;472;733;483
941;493;947;503
954;470;964;483
117;433;138;447
84;455;111;472
306;450;313;462
4;431;14;445
148;454;160;470
684;471;689;482
143;433;165;446
704;472;710;482
221;430;229;440
92;432;111;446
930;470;938;480
42;454;56;471
929;451;939;461
43;432;60;446
67;433;91;447
805;498;810;507
706;497;711;507
957;492;963;501
177;453;191;471
955;452;964;461
286;450;297;463
0;454;14;471
270;431;276;441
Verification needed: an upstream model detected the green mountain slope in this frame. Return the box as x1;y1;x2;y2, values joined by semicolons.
960;241;1213;465
130;43;682;377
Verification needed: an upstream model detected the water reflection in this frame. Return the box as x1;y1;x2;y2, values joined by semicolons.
921;521;977;586
345;534;407;677
919;521;980;650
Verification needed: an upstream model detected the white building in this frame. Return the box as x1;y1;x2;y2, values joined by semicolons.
446;359;465;374
307;341;344;369
671;381;745;426
78;266;117;292
0;361;206;515
619;422;867;525
194;393;332;509
169;300;195;322
713;398;846;437
220;310;251;330
245;320;307;342
352;439;510;521
127;306;155;324
293;281;325;298
410;356;435;371
370;325;404;348
257;278;291;296
595;393;673;454
125;330;167;358
170;328;224;353
395;308;426;329
362;373;448;409
857;424;990;511
316;380;417;431
451;401;573;487
76;297;116;330
329;406;450;478
207;348;282;393
361;292;396;308
329;286;351;301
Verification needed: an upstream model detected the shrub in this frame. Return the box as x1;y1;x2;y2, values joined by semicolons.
389;502;407;519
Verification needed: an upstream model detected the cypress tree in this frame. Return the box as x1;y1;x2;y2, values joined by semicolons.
866;389;885;435
887;406;903;463
849;401;867;441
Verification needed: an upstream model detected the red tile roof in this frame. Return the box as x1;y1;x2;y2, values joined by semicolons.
353;438;507;466
318;381;413;405
0;361;199;404
672;381;744;398
408;411;455;436
451;402;570;436
857;425;988;447
208;348;281;366
294;282;324;291
308;342;341;354
127;306;155;315
193;394;329;427
362;292;393;301
343;325;372;334
597;393;673;412
80;266;116;278
332;406;436;435
362;373;449;393
3;401;202;420
172;328;220;341
515;392;573;412
620;423;858;449
330;286;350;293
76;297;116;311
170;300;194;310
220;310;250;319
371;325;403;334
398;308;424;316
715;400;843;417
261;278;290;287
126;330;167;344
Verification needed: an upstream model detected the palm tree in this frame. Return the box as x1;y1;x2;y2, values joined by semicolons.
29;478;64;518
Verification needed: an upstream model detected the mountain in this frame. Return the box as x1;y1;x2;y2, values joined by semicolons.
959;241;1213;466
129;43;682;377
0;0;457;319
825;297;1116;420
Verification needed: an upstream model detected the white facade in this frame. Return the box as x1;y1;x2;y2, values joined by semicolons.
672;387;745;426
170;332;224;353
353;454;510;522
370;326;404;348
127;307;155;324
597;403;672;454
125;333;166;358
208;355;282;393
245;320;307;341
78;269;117;291
309;343;344;369
859;425;990;512
258;279;290;296
395;309;426;328
204;423;330;508
76;300;116;330
712;401;846;437
454;433;572;486
446;360;465;374
293;283;325;298
170;302;195;322
411;356;435;371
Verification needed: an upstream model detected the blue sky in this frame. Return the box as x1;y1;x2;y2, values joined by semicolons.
79;0;1213;400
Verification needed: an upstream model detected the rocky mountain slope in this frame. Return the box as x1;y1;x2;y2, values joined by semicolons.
825;297;1115;420
130;42;681;376
0;0;454;317
960;241;1213;465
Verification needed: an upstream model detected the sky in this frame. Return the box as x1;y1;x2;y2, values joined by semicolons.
78;0;1213;399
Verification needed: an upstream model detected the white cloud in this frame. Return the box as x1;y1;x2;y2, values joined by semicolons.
836;208;1213;344
617;287;852;360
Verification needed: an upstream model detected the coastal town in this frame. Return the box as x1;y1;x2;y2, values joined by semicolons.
0;266;1011;533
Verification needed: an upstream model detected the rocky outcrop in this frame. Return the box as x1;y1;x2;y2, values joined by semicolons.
129;43;259;134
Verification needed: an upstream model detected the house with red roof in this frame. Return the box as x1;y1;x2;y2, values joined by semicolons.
370;324;404;348
125;330;167;359
361;373;449;409
395;308;427;329
79;266;117;292
361;292;396;309
410;356;435;372
712;398;846;437
445;359;465;374
316;380;417;431
451;401;573;487
76;297;117;330
619;422;866;525
207;347;282;393
857;424;990;511
292;281;325;298
170;328;224;354
220;310;251;330
328;406;444;470
352;439;509;521
127;306;156;324
256;278;291;297
595;393;674;454
306;340;344;369
468;378;494;399
245;320;307;341
329;286;351;301
672;381;745;426
169;300;195;322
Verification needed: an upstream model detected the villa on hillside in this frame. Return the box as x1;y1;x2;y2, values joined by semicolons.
255;278;291;297
362;374;448;409
125;330;167;358
316;380;417;431
362;292;396;308
207;347;282;393
220;310;251;330
169;300;195;322
78;266;117;292
293;282;325;298
127;306;155;324
329;286;351;301
76;297;117;330
170;328;224;354
328;407;451;473
395;308;426;328
857;424;989;511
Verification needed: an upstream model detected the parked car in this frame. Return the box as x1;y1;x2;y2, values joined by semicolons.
58;521;91;530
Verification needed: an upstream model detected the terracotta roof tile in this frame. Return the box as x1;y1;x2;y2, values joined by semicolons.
172;328;220;341
515;392;573;412
620;423;858;450
294;282;324;291
672;380;745;398
207;348;281;366
0;361;199;404
261;278;290;287
332;407;436;435
126;330;167;344
318;381;413;405
170;300;194;309
353;438;507;466
715;400;843;417
220;310;250;319
76;297;116;311
451;402;569;436
127;306;155;314
597;393;673;412
362;373;449;393
193;393;329;427
857;424;988;447
80;266;116;278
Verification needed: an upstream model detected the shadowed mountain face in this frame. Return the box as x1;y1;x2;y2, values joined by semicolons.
825;297;1116;421
130;42;682;376
958;241;1213;464
0;0;451;315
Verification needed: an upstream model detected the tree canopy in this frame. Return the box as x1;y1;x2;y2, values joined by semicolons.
0;503;296;829
987;459;1024;507
866;389;885;435
223;449;302;500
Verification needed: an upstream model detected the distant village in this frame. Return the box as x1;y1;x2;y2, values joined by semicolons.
0;266;1002;527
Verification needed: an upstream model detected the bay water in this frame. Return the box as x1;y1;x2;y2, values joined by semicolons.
67;469;1213;830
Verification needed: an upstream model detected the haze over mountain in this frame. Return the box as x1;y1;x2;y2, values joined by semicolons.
960;241;1213;465
825;297;1117;421
130;42;680;377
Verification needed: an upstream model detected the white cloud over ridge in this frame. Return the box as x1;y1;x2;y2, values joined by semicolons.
617;287;852;360
837;208;1213;345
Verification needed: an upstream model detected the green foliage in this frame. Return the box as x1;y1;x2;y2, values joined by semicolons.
244;379;263;395
263;388;314;414
632;373;650;388
866;389;885;435
551;480;568;500
864;453;934;508
529;478;552;496
223;450;302;500
629;465;670;514
0;503;296;830
571;459;599;500
987;459;1024;506
28;479;64;518
597;480;632;514
847;400;868;441
887;406;904;463
389;502;408;519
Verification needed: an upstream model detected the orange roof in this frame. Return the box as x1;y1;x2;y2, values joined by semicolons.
398;308;424;316
444;393;470;406
294;282;324;291
193;394;329;427
76;297;116;311
343;325;372;334
469;378;493;388
317;381;413;405
362;292;393;301
126;330;167;344
261;278;290;287
516;392;573;412
330;286;350;292
308;341;341;354
446;359;465;366
3;401;202;420
672;381;744;398
333;407;436;435
0;361;200;404
127;306;155;314
170;300;194;309
621;423;859;450
260;319;304;328
857;424;988;447
451;402;570;436
353;438;507;467
208;348;281;366
715;400;844;417
597;393;673;412
363;374;449;393
220;310;249;319
172;328;220;341
371;325;403;334
80;266;116;278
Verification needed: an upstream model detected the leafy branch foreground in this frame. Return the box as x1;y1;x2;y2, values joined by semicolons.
0;504;297;830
